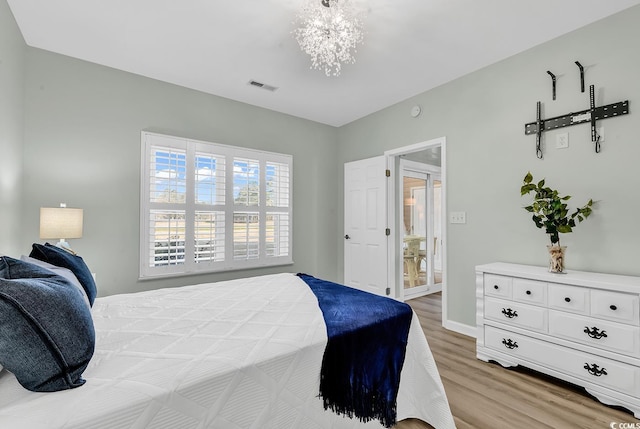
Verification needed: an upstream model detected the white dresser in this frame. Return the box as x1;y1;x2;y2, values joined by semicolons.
476;262;640;417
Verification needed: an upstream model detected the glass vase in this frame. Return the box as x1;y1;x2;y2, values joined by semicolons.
547;245;567;273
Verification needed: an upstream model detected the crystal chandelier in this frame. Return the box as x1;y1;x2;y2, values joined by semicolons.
293;0;364;77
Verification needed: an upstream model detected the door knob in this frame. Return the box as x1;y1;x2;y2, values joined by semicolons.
344;234;351;239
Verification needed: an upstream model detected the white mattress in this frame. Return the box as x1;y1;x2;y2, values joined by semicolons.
0;273;454;429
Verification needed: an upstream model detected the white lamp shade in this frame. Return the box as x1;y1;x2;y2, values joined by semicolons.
40;207;83;239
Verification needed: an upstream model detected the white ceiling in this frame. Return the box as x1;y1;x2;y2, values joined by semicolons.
8;0;640;127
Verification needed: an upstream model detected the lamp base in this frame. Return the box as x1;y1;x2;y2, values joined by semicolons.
54;239;77;255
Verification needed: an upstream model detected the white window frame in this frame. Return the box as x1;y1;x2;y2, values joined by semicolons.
140;131;293;279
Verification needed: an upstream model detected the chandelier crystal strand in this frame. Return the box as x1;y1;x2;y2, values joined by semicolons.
293;0;364;77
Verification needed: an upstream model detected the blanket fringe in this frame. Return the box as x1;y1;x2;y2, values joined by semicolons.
320;386;398;428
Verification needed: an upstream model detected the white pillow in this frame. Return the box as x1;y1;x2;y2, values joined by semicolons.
20;255;91;307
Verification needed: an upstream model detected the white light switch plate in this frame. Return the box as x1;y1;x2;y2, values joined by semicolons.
450;211;466;224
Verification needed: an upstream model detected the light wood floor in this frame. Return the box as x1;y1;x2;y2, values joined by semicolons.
395;293;638;429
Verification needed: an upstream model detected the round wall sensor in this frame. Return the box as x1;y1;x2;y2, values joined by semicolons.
410;105;422;118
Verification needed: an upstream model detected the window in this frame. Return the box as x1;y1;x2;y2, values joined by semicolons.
140;132;292;278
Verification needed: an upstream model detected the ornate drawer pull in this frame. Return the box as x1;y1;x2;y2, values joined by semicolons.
584;326;608;339
502;338;518;349
610;305;618;311
501;308;518;318
564;297;571;303
526;290;532;295
493;285;499;290
583;363;608;377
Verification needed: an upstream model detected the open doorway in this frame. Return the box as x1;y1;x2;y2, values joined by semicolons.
385;137;446;324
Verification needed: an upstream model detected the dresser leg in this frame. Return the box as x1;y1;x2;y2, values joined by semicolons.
584;387;640;420
477;349;518;368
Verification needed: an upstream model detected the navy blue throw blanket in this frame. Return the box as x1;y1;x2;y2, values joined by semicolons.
297;274;413;428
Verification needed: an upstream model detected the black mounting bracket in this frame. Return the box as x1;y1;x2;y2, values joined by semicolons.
525;84;629;157
525;100;629;134
547;71;557;100
575;61;585;93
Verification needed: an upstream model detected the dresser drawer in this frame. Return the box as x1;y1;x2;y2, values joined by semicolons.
591;289;640;326
485;297;547;333
549;310;640;357
485;326;640;397
549;284;589;315
484;274;512;299
512;278;547;306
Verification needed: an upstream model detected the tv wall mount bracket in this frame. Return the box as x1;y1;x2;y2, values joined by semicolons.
525;84;629;159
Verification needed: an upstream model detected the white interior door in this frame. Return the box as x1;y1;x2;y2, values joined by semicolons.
344;156;388;296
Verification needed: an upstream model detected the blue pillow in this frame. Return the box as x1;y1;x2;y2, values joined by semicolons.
29;243;97;306
0;256;95;392
20;255;91;308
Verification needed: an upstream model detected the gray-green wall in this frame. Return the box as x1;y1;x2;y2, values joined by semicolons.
338;6;640;327
17;46;339;296
0;0;24;257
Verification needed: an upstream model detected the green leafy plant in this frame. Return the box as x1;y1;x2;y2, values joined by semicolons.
521;172;594;246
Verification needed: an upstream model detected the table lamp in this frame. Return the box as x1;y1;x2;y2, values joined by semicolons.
40;203;83;254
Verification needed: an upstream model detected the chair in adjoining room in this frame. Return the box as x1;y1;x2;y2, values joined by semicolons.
404;249;418;287
403;235;423;287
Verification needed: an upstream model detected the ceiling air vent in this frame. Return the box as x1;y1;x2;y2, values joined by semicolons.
248;80;278;92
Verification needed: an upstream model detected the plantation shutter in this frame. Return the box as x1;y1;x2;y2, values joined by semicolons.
140;132;292;278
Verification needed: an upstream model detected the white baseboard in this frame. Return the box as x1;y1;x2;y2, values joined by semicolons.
443;319;477;338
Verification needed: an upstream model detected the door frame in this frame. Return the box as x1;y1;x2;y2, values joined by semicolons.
385;137;447;325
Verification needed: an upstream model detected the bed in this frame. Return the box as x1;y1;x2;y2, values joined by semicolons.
0;263;454;428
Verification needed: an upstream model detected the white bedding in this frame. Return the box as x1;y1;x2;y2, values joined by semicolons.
0;273;454;429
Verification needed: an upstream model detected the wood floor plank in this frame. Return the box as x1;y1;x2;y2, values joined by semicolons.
394;293;639;429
